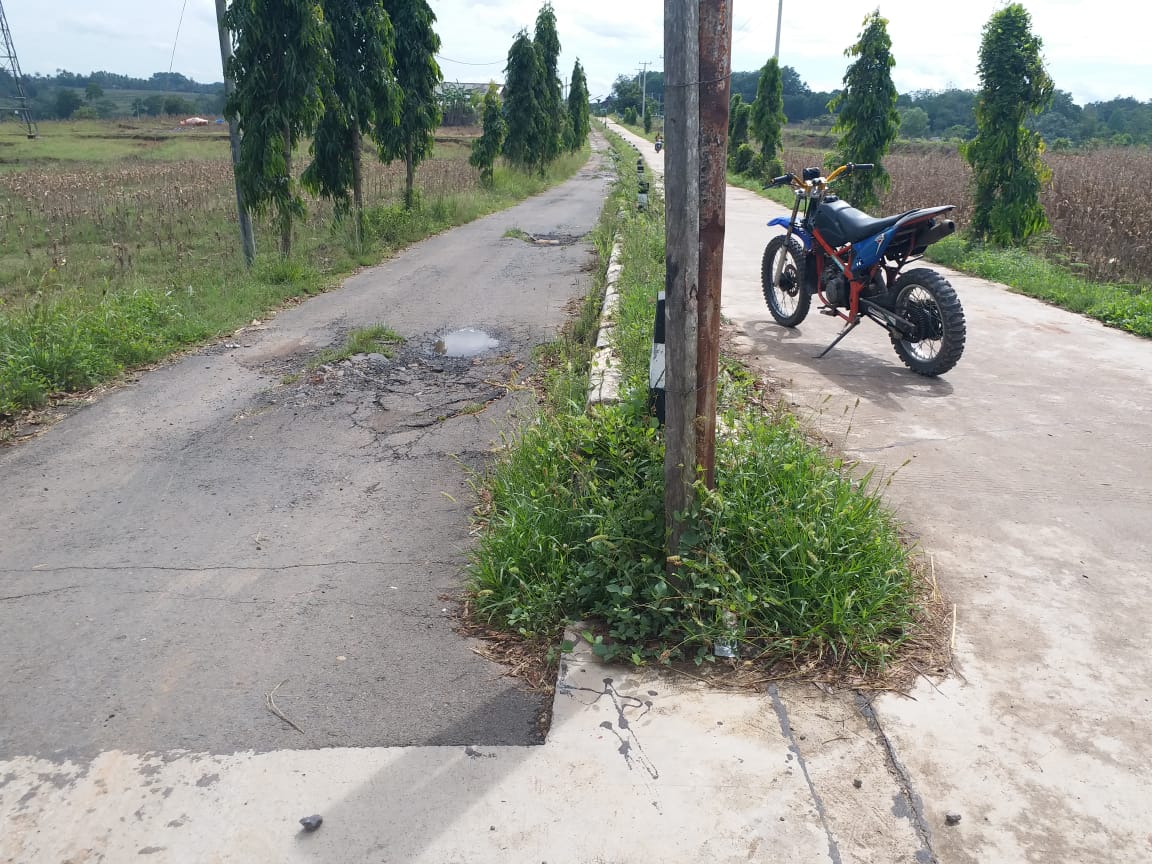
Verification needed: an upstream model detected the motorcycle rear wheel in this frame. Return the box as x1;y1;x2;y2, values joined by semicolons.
888;269;966;377
761;235;810;327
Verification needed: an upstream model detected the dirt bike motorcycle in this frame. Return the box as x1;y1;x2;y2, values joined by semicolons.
761;163;966;376
654;138;663;153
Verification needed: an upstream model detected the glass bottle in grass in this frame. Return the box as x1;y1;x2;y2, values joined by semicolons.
713;610;740;659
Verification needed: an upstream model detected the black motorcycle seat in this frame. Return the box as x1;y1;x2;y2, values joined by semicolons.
814;199;908;246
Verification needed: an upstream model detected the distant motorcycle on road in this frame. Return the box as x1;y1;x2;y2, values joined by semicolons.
654;135;663;153
761;163;966;376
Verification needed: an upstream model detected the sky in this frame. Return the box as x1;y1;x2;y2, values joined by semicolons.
9;1;1152;107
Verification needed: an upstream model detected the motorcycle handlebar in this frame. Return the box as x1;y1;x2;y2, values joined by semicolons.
768;174;793;187
849;163;874;171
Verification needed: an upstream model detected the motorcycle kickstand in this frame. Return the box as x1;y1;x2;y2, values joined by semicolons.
815;318;860;359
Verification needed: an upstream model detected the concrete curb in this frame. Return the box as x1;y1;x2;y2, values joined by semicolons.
586;224;625;407
587;135;650;409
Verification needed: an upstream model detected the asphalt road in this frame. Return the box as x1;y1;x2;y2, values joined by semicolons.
610;119;1152;863
0;135;613;758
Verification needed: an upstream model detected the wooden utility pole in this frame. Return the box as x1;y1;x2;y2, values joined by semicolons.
696;0;733;488
214;0;256;267
663;0;700;557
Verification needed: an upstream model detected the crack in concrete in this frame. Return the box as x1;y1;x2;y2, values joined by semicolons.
0;560;460;575
854;693;938;864
1;585;81;602
768;684;844;864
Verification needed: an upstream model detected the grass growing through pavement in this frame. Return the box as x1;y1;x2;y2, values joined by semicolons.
0;123;589;420
469;128;922;673
927;235;1152;338
307;324;402;369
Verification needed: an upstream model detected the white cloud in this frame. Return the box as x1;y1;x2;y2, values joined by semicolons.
5;0;1150;105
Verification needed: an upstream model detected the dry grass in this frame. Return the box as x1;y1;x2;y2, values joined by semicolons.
0;126;488;308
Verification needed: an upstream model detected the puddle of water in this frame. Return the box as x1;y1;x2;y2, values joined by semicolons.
434;328;499;358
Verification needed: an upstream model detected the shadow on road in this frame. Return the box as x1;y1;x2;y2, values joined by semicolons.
736;318;955;413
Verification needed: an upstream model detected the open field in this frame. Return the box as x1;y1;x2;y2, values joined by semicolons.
0;119;589;418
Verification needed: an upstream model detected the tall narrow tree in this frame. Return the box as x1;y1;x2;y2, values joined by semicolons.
963;3;1053;245
469;82;505;185
827;10;900;210
565;59;590;151
302;0;400;244
728;93;744;139
750;57;786;167
502;29;544;172
379;0;442;208
224;0;333;257
533;2;562;173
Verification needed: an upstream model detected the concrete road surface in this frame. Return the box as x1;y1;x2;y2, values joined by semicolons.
0;136;613;759
611;118;1152;863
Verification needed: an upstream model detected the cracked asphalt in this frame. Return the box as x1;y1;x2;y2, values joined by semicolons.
0;134;613;759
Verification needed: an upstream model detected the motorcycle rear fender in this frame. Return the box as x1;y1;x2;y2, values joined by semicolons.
767;217;812;250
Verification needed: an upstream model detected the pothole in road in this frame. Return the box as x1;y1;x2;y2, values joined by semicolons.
253;332;527;457
505;229;585;247
434;328;499;358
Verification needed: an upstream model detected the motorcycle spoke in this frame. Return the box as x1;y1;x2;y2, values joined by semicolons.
901;287;944;361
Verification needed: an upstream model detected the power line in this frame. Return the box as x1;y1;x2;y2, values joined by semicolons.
169;0;190;75
434;53;502;67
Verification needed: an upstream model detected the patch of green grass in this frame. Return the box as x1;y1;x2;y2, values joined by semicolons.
927;235;1152;338
502;227;531;241
0;287;190;415
308;324;403;368
0;120;229;165
468;128;920;673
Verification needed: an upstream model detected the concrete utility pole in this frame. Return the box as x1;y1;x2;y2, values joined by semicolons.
697;0;733;488
774;0;783;60
214;0;256;267
639;60;652;118
663;0;700;559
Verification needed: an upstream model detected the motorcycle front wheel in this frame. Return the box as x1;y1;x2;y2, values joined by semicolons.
888;269;966;376
761;235;811;327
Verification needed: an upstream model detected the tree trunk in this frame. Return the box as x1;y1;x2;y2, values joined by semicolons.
214;0;256;267
351;124;364;250
280;123;293;258
404;145;416;209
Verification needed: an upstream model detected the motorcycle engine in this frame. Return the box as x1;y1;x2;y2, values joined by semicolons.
823;266;848;308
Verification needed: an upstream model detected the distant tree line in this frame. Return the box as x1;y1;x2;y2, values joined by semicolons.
600;64;1152;148
28;70;222;94
0;69;225;121
0;67;493;127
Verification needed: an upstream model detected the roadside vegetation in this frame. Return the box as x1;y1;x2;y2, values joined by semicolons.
468;129;932;675
0;122;588;420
